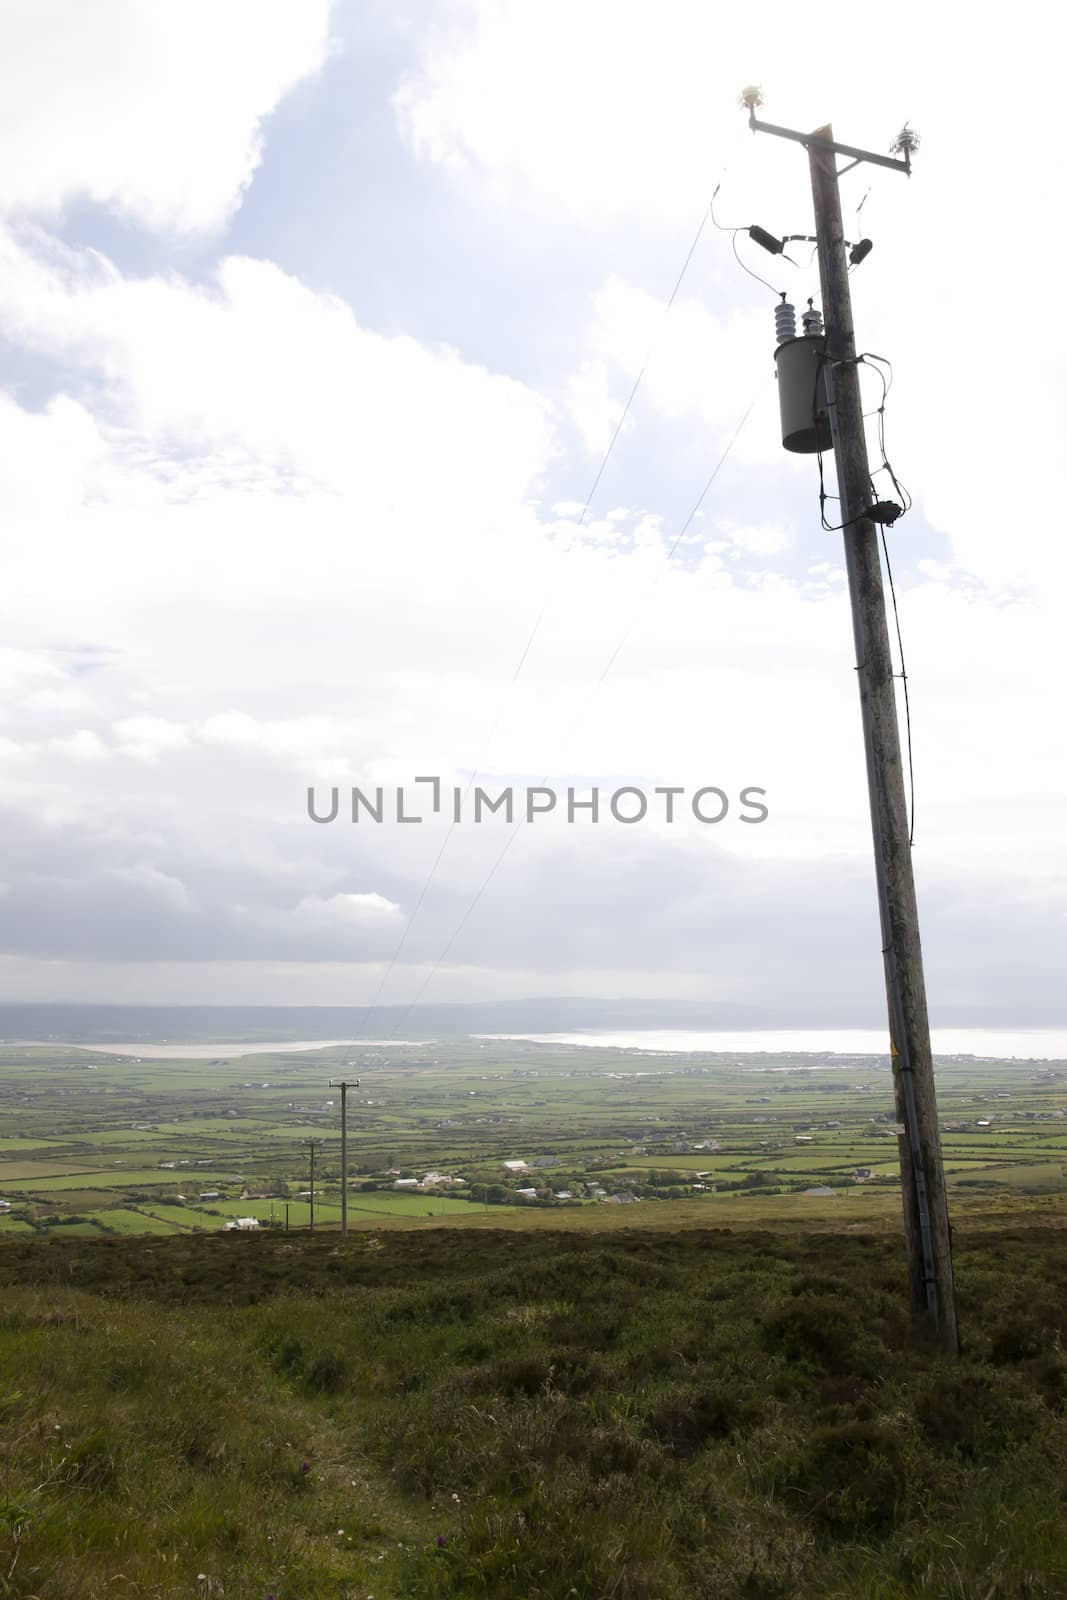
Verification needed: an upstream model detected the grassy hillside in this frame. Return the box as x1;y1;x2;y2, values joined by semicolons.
2;1224;1067;1599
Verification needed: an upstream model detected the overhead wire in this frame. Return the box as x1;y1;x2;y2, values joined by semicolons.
384;387;766;1034
812;344;918;842
359;195;718;1031
375;167;918;1025
879;526;917;845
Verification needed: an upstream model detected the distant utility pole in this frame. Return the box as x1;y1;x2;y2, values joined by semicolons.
329;1077;360;1237
302;1138;324;1232
744;95;958;1355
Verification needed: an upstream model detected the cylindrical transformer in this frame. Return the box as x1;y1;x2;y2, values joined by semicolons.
774;334;832;453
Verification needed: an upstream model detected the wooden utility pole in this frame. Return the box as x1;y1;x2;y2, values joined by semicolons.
329;1077;359;1237
808;125;958;1355
302;1138;323;1232
744;96;958;1353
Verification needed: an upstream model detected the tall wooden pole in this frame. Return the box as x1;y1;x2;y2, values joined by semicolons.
340;1081;348;1237
330;1077;359;1237
808;125;958;1354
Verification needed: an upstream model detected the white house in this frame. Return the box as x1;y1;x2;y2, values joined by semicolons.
393;1178;420;1189
502;1159;528;1172
225;1217;261;1231
515;1187;539;1198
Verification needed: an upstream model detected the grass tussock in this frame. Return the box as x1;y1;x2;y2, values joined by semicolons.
1;1225;1066;1598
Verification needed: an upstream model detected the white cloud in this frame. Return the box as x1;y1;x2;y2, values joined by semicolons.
391;1;1067;592
52;730;108;763
0;230;556;524
0;0;335;233
0;2;1062;1011
114;716;190;762
294;892;402;928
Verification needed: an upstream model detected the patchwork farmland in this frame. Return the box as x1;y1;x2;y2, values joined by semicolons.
2;1037;1066;1238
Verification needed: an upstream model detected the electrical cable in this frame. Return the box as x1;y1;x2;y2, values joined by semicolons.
879;526;917;845
384;388;765;1034
811;346;918;843
579;388;764;695
358;197;716;1031
730;229;784;296
713;184;791;297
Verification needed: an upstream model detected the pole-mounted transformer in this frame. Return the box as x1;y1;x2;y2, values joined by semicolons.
774;294;831;454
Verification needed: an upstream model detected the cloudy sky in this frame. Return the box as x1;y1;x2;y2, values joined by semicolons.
0;0;1062;1023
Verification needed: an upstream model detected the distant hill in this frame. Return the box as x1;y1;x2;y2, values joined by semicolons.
0;997;775;1045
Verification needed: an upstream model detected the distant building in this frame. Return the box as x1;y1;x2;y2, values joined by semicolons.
795;1135;814;1144
198;1191;220;1201
516;1187;539;1199
852;1168;873;1181
225;1217;260;1231
604;1192;637;1204
393;1179;420;1189
502;1159;528;1172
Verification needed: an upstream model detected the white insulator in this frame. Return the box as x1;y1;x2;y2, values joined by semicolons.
801;300;824;337
775;298;797;344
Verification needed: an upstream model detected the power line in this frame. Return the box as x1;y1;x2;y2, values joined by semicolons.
879;526;917;845
384;390;764;1033
357;198;717;1029
586;388;764;692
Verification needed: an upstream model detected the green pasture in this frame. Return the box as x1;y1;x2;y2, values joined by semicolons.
87;1209;187;1235
2;1038;1067;1239
39;1220;105;1236
0;1134;70;1150
150;1119;338;1138
140;1204;218;1228
0;1159;113;1182
11;1169;193;1193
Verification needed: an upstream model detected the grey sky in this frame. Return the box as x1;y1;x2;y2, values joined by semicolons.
0;0;1062;1023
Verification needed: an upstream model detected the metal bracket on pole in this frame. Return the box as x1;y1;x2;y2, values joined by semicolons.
747;109;912;176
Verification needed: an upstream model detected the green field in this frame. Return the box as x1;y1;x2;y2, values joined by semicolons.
87;1208;187;1235
0;1038;1065;1240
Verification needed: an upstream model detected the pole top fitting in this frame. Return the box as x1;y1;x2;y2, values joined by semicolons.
739;84;764;125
